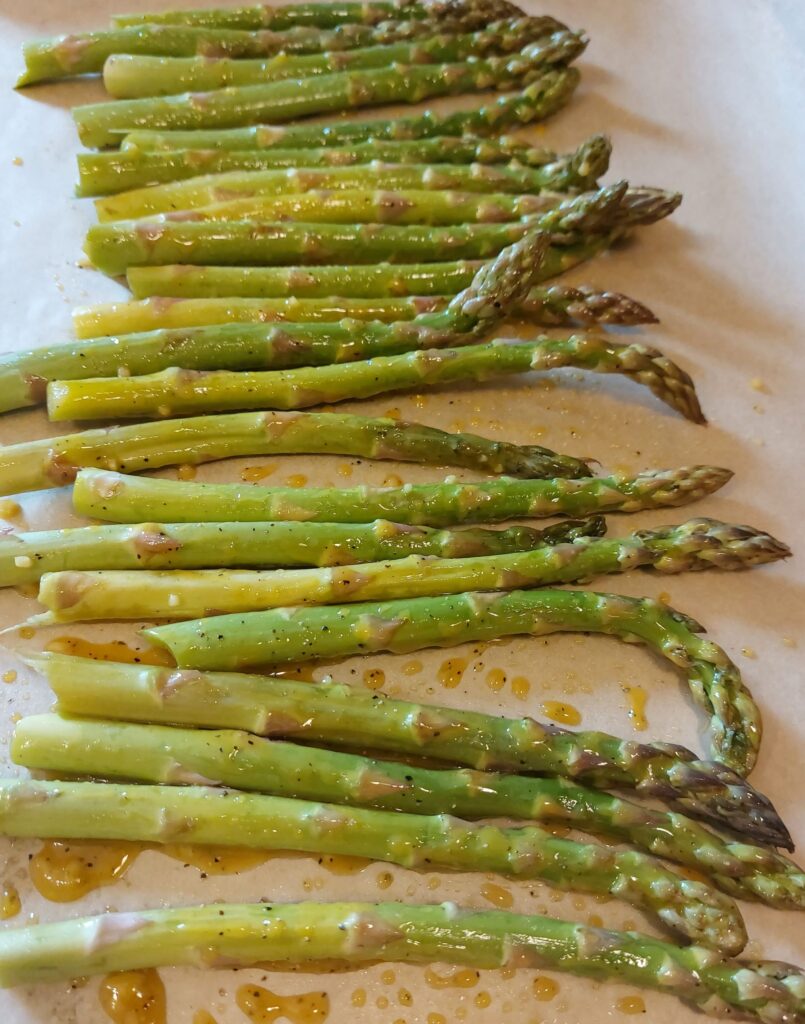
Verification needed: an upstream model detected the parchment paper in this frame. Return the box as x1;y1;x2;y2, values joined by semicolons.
0;1;803;1021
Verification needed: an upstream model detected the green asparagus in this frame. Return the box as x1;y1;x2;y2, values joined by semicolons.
0;519;601;587
0;409;590;497
1;902;802;1022
5;225;549;412
102;19;568;99
144;587;761;774
72;465;733;527
89;219;620;276
120;66;580;151
0;777;746;951
73;286;657;338
14;714;803;909
36;519;790;622
77;141;564;196
80;135;609;197
19;0;534;85
46;335;704;423
94;158;595;221
121;245;619;299
11;227;561;413
111;0;531;30
84;187;680;275
34;654;790;847
74;37;585;149
157;188;574;226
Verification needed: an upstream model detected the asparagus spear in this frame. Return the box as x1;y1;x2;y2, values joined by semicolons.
93;156;596;220
15;714;803;909
122;245;619;299
19;2;534;86
0;777;746;952
46;335;704;423
102;18;567;99
72;465;733;527
73;37;585;148
1;902;801;1023
84;187;680;274
5;223;591;412
78;141;563;195
111;0;531;30
80;134;609;197
144;587;761;774
159;188;575;226
7;226;564;413
0;519;601;587
120;66;580;151
73;286;657;338
36;519;790;622
0;409;590;497
35;654;790;847
74;295;449;334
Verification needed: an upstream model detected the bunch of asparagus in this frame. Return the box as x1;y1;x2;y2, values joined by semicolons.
2;1;801;1020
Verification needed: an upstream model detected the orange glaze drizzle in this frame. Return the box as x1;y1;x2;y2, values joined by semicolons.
241;464;277;482
29;840;280;902
424;966;479;989
532;976;560;1001
236;983;330;1023
98;969;166;1024
44;636;173;666
479;882;513;908
437;657;467;690
616;995;646;1014
0;882;21;919
485;668;506;692
29;841;140;902
540;700;581;726
624;685;648;731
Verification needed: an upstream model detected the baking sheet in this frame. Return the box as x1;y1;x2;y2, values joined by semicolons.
0;0;804;1020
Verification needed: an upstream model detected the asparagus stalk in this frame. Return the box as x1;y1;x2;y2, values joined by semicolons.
9;227;562;413
0;519;601;587
15;714;803;910
4;224;572;412
72;465;733;527
122;244;618;299
78;141;564;195
73;286;657;338
73;37;585;149
120;66;580;151
1;902;801;1023
144;587;761;775
46;335;704;423
80;134;609;197
84;186;680;274
93;217;552;274
18;2;533;86
34;654;790;848
110;0;531;30
74;295;449;334
0;409;590;497
36;519;790;623
159;188;573;226
93;155;597;221
0;777;746;952
102;19;567;99
89;218;618;276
